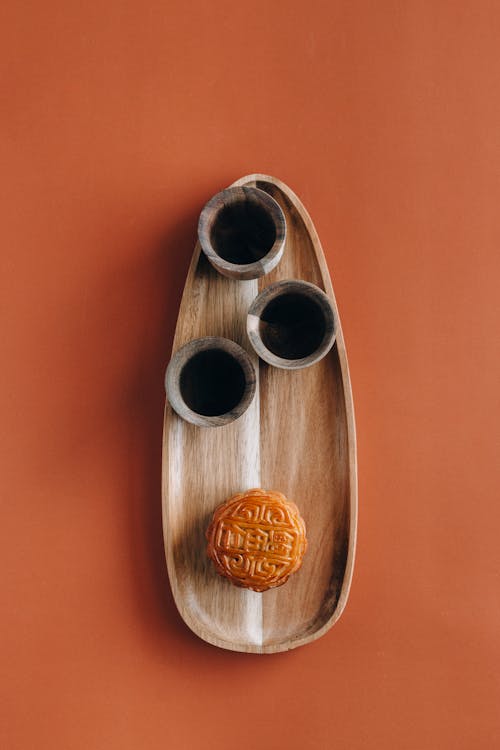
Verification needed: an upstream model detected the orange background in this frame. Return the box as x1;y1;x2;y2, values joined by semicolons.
1;1;499;748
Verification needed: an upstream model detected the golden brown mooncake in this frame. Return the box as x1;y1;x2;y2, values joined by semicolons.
206;488;307;592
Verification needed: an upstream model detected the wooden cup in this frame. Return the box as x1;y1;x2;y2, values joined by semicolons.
246;280;336;369
165;337;256;427
198;186;286;280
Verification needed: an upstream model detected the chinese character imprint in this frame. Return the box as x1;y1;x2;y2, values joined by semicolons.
206;488;307;592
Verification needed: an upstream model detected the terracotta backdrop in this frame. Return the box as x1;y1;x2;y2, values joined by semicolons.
2;1;499;748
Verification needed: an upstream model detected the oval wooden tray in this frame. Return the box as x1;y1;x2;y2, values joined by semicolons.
162;174;357;653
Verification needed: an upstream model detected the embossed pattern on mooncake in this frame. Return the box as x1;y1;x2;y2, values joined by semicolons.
206;488;307;592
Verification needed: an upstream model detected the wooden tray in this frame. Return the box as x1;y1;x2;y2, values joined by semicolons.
162;174;357;653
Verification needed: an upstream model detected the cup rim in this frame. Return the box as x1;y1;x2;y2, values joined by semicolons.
165;337;257;427
246;280;336;370
198;186;286;280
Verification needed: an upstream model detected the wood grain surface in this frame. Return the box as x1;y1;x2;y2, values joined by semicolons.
162;174;357;653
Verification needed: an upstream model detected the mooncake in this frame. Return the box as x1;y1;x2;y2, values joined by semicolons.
206;488;307;592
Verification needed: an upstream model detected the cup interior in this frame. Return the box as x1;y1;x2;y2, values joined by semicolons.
210;198;277;265
258;292;327;360
166;337;256;427
179;348;246;417
198;187;286;280
247;281;336;369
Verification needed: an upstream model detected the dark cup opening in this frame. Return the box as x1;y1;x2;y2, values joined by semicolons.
258;293;327;360
210;199;277;265
167;338;256;427
179;349;247;417
247;280;336;370
198;187;286;280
